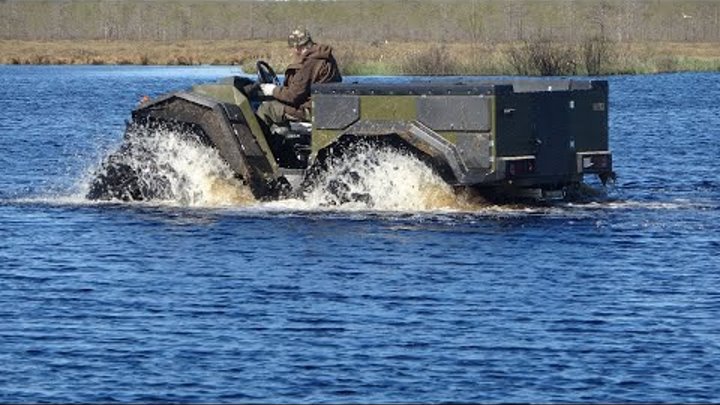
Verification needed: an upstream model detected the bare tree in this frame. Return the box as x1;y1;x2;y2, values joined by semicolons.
504;2;526;42
588;0;614;40
462;0;485;45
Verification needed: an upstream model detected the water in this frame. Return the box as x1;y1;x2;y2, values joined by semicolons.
1;66;719;402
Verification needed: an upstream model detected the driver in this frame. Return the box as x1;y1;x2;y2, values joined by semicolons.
257;27;342;133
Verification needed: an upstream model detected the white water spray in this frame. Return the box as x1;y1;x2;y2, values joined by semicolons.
87;128;491;211
301;144;480;212
148;132;255;206
88;126;255;207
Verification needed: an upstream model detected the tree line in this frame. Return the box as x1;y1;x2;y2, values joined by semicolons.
1;0;719;44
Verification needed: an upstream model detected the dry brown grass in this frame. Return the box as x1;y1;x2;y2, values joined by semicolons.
0;39;523;75
2;39;720;75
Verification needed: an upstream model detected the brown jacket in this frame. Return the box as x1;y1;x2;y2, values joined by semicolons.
272;43;342;120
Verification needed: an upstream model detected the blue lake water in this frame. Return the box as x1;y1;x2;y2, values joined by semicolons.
1;65;719;402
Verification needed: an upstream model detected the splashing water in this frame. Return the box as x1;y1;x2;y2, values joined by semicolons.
87;128;489;211
301;144;483;212
87;126;255;207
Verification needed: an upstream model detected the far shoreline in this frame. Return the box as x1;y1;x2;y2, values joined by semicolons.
2;39;719;76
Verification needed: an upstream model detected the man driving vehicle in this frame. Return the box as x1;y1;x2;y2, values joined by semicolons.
256;27;342;133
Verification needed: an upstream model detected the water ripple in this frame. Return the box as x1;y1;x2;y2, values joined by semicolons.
1;67;720;402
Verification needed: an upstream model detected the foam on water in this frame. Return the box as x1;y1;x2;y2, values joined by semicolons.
64;128;713;215
80;130;491;213
139;130;256;207
296;144;483;212
85;127;256;207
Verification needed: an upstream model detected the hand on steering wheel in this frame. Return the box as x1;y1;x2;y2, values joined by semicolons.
260;83;277;97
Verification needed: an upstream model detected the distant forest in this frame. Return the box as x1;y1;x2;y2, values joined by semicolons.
1;0;719;44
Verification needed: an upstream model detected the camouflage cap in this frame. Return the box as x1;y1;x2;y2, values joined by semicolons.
288;28;312;48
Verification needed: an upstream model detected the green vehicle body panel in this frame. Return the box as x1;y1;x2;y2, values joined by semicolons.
127;77;611;200
359;95;418;121
309;80;609;188
193;83;278;174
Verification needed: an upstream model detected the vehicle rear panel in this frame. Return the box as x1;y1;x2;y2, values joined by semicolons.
312;79;611;192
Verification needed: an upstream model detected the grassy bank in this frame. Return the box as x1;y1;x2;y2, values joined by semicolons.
2;39;720;76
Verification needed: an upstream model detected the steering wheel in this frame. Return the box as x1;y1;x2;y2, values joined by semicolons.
256;60;279;86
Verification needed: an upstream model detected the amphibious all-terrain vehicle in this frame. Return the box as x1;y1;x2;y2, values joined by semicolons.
88;62;614;203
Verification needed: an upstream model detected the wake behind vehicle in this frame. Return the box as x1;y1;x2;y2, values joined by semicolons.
88;61;614;204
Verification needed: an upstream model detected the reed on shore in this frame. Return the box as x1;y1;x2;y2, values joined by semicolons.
3;0;720;75
2;39;720;76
